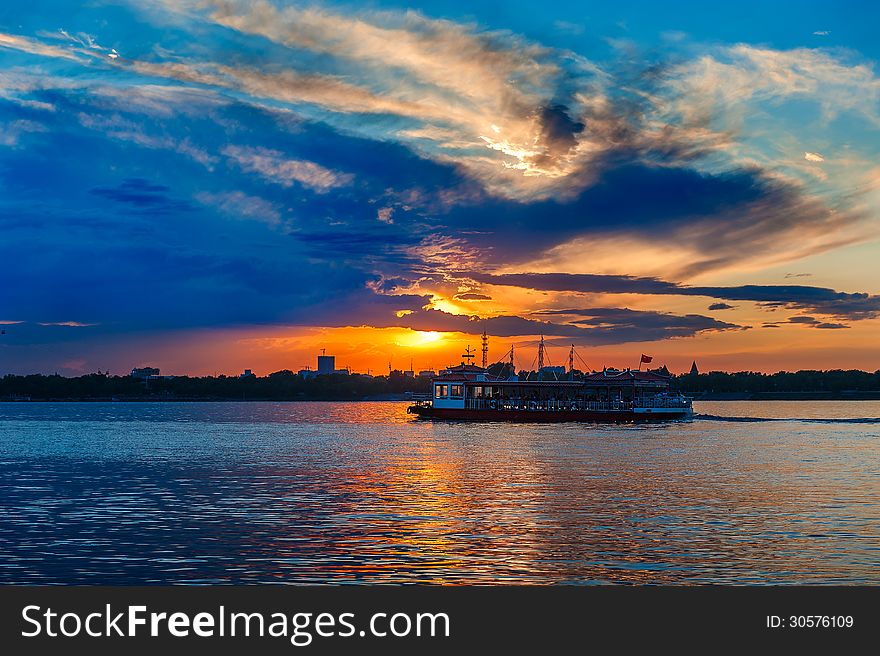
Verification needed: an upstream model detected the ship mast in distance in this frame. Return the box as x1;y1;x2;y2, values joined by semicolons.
537;335;545;371
481;331;489;369
462;345;475;365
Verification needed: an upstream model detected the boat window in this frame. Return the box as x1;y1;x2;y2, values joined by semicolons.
472;386;483;397
450;385;463;398
435;384;449;398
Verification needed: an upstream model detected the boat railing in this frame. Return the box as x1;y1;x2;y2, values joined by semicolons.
463;396;691;412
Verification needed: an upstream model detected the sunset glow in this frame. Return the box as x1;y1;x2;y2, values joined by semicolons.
1;1;879;376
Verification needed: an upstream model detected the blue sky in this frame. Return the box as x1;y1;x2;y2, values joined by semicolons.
1;1;879;375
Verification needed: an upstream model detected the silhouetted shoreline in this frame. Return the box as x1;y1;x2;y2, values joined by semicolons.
3;368;880;402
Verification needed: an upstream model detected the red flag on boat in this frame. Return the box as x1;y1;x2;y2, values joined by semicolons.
640;354;653;364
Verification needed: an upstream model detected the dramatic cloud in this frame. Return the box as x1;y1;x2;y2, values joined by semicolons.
468;273;880;321
361;305;744;346
137;0;615;199
0;0;878;374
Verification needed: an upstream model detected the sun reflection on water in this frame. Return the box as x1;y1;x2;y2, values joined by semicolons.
0;400;877;584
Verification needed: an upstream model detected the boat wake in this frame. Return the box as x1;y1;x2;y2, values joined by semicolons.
695;414;880;424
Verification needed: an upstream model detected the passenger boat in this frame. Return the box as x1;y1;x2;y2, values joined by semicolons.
407;339;692;422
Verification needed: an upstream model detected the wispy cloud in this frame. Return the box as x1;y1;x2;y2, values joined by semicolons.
222;145;352;192
196;190;282;226
0;119;47;147
77;112;217;167
37;321;99;327
662;44;880;127
0;31;90;63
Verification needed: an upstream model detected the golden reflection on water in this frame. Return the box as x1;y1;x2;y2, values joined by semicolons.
0;400;877;584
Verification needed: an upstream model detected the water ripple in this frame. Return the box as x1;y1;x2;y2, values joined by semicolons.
0;400;877;584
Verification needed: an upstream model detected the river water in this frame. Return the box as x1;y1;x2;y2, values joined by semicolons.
0;401;877;584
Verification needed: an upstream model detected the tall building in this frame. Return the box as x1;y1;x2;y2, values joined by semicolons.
690;361;699;375
300;351;350;378
317;354;336;374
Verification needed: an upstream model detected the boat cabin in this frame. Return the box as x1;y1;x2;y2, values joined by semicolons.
429;365;686;413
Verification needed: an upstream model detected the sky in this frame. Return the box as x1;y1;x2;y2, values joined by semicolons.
1;0;879;376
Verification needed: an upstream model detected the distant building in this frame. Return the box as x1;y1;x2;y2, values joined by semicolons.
317;354;336;375
240;369;255;379
300;352;350;379
418;369;436;378
131;367;160;379
690;361;699;375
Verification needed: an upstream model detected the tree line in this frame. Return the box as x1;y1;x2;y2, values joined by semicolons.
0;370;432;401
1;368;879;401
672;369;880;395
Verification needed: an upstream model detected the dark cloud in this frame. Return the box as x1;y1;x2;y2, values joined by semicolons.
533;103;585;165
454;292;492;301
440;163;769;255
89;178;194;214
759;315;850;329
469;273;880;321
708;302;734;310
346;305;745;346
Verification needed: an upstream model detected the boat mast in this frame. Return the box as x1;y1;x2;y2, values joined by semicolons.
569;345;575;373
537;335;545;371
481;331;489;369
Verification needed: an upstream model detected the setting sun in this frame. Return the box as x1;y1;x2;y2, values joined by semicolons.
397;330;445;347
